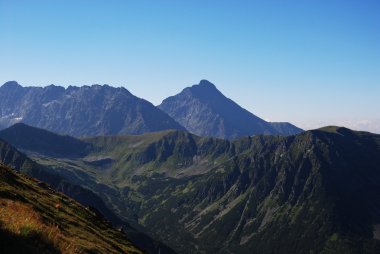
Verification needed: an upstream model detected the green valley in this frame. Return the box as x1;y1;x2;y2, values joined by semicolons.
2;124;380;253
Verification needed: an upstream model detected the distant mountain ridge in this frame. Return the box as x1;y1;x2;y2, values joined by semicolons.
159;80;303;139
0;122;92;157
0;81;185;137
0;80;301;139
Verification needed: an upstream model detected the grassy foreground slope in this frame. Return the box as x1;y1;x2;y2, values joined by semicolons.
0;163;142;254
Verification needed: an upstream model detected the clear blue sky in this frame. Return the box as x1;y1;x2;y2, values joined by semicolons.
1;0;379;132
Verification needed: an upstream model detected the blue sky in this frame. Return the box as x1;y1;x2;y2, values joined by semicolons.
1;0;379;132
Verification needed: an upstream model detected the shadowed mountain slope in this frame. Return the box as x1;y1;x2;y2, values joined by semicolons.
2;124;380;253
0;123;92;157
0;133;176;254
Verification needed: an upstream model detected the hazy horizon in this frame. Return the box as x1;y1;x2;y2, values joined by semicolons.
1;0;379;133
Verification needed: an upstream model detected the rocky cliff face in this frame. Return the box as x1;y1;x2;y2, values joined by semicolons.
0;81;185;137
159;80;303;139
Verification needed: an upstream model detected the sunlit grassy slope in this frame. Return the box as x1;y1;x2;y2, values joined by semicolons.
0;163;143;254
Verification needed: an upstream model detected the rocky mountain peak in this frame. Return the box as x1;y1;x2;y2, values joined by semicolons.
159;80;284;138
184;79;222;99
198;79;217;89
1;81;22;89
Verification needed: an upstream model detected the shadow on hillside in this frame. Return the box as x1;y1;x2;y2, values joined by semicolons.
0;224;60;254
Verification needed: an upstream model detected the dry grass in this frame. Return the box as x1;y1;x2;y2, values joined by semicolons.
0;164;143;254
0;199;80;253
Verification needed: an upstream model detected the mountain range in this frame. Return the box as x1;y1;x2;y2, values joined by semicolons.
2;80;378;254
1;123;379;253
0;81;184;137
0;80;302;138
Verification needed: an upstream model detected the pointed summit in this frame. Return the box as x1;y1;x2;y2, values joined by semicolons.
182;79;224;102
1;81;22;89
191;79;220;94
159;80;281;139
197;79;217;89
159;80;303;139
